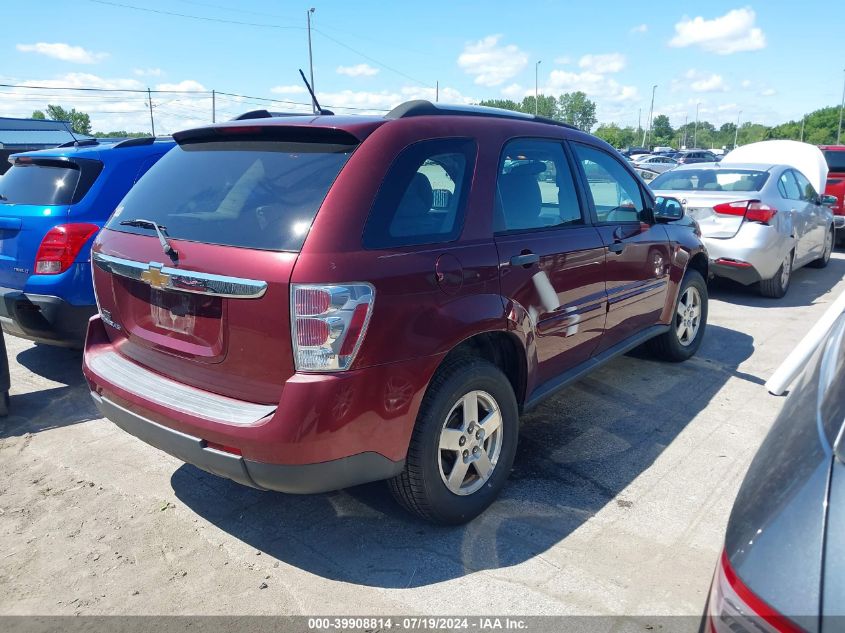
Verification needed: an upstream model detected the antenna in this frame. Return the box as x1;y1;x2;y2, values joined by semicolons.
61;120;80;145
298;69;333;116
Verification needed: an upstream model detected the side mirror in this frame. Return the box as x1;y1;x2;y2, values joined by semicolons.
653;196;684;222
821;194;838;207
432;189;452;210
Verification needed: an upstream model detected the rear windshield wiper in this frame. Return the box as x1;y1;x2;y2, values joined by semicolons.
119;218;179;263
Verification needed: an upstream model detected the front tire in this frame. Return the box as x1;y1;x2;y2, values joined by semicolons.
759;250;793;298
389;357;519;524
647;269;707;362
809;228;833;269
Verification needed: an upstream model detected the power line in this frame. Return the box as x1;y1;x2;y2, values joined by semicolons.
88;0;304;29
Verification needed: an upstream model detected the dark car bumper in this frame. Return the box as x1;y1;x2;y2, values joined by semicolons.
0;287;95;347
90;391;404;494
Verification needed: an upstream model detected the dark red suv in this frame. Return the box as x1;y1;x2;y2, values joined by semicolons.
82;101;709;524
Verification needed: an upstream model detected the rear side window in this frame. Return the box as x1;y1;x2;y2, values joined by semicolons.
778;171;802;200
362;138;475;249
0;160;80;205
107;139;355;252
792;170;817;201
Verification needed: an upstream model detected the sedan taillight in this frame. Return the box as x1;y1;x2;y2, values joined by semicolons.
713;200;777;225
290;283;375;372
706;549;804;633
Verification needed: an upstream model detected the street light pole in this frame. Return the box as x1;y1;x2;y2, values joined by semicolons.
734;110;742;149
307;8;316;114
694;102;700;148
535;60;541;116
683;114;688;148
642;84;656;147
838;67;845;145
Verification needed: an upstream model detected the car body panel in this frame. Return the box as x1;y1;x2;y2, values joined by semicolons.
819;146;845;232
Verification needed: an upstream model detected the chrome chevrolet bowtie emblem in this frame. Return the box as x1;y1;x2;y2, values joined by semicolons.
140;263;171;290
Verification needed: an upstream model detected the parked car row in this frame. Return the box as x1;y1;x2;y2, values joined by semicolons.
0;101;843;631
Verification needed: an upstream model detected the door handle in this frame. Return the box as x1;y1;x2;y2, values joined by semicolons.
608;241;625;254
510;252;540;267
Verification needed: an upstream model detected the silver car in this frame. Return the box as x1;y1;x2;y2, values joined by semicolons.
631;154;679;174
651;163;835;298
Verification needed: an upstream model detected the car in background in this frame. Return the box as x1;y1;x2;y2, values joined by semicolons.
631;154;679;174
651;163;834;298
820;145;845;245
619;146;649;158
673;149;720;164
704;309;845;632
0;137;174;347
83;101;709;524
651;146;676;156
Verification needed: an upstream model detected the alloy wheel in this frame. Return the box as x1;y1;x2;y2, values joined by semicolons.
675;286;702;347
781;253;792;288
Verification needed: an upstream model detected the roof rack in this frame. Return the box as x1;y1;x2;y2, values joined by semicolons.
56;138;100;148
385;100;578;130
112;136;159;148
233;109;325;121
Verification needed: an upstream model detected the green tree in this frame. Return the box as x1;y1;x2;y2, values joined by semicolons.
31;110;46;120
477;99;521;112
558;91;597;131
594;123;637;149
519;95;558;119
40;104;92;135
650;114;673;143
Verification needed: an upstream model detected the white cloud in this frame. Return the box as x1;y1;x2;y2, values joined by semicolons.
314;85;474;114
741;79;752;88
336;63;379;77
578;53;626;74
134;68;163;77
630;24;648;34
677;70;728;93
457;34;528;87
545;70;638;102
270;85;307;95
17;42;108;64
553;56;571;65
155;79;207;92
669;8;766;54
760;88;776;96
501;83;525;98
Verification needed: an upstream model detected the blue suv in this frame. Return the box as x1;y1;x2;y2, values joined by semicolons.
0;137;174;347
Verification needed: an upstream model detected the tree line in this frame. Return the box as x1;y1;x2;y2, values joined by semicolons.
29;97;845;148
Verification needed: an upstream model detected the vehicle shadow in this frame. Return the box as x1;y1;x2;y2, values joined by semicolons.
0;345;99;439
709;254;845;309
172;323;755;588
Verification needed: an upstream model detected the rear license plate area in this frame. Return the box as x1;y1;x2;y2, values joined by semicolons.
150;290;197;334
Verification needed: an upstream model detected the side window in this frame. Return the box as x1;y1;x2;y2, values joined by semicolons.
792;170;817;202
572;143;645;223
363;138;475;249
778;171;801;200
494;139;583;232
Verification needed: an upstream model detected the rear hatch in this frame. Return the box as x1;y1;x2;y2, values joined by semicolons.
92;128;358;404
651;167;771;239
0;156;102;288
823;149;845;215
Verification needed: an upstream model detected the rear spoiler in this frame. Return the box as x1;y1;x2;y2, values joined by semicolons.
172;124;361;146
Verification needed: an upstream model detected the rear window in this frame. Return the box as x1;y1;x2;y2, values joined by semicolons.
0;161;81;205
651;169;769;192
107;139;355;251
824;150;845;173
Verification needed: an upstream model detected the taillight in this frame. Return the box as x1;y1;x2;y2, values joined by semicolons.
706;550;804;633
713;200;777;225
34;223;99;275
291;283;375;372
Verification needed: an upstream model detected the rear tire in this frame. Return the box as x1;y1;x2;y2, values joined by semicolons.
389;356;519;525
647;269;707;362
809;228;833;269
759;250;793;298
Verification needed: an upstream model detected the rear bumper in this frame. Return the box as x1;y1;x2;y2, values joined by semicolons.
83;316;435;493
0;286;95;347
91;392;403;493
703;225;789;286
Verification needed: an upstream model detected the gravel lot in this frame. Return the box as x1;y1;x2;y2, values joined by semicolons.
1;252;844;617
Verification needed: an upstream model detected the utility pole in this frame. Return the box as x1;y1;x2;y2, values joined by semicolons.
212;89;216;123
307;8;316;114
147;87;155;136
642;84;656;148
534;60;541;115
637;108;641;138
694;102;700;148
683;114;688;148
436;81;439;102
838;67;845;145
800;115;805;142
734;110;742;149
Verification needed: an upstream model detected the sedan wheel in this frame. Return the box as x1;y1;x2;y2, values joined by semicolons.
810;229;833;269
760;251;793;298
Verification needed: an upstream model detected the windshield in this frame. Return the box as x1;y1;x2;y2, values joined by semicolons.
651;168;769;192
824;150;845;173
0;161;80;205
107;139;356;251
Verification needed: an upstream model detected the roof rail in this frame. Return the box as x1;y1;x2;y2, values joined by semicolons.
56;138;100;148
385;100;578;130
113;136;158;149
233;109;318;121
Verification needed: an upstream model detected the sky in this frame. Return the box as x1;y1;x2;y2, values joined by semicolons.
4;0;845;135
